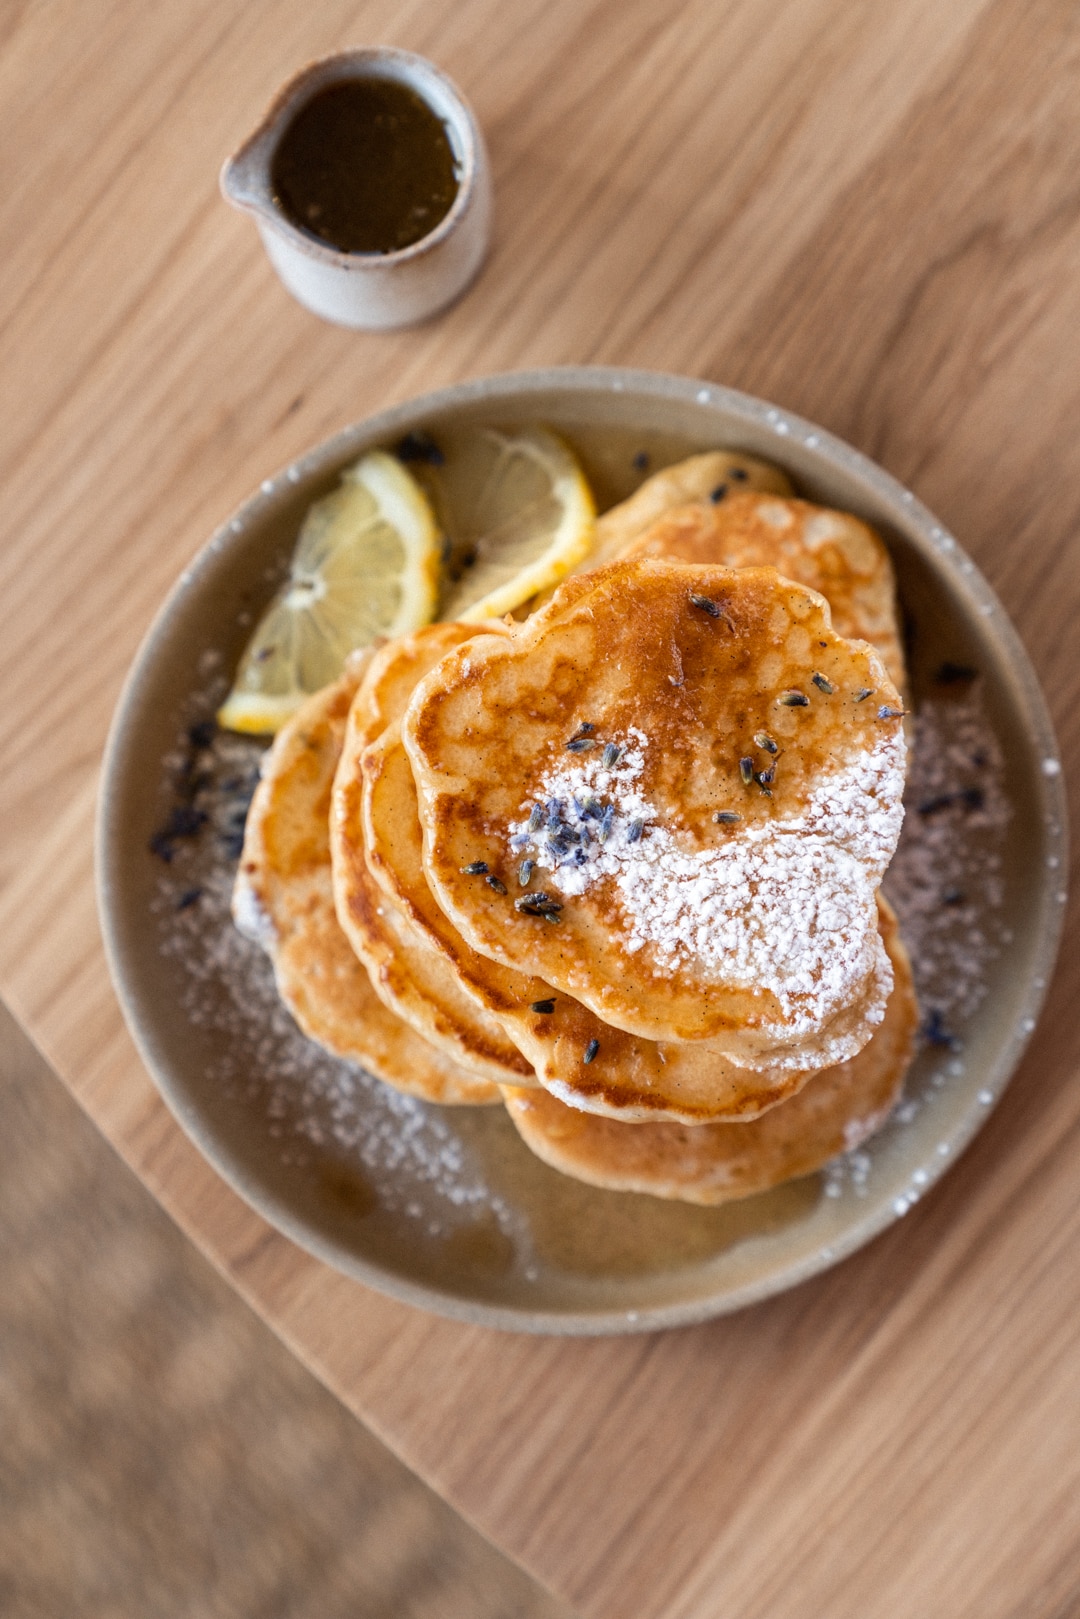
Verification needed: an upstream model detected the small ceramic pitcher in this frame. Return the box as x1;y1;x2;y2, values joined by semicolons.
221;48;492;330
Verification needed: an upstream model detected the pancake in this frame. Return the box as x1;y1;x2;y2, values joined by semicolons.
348;621;507;749
618;493;907;698
330;625;533;1086
362;722;548;1019
364;719;822;1121
526;450;794;613
403;558;906;1065
493;953;820;1122
502;899;917;1204
358;624;817;1120
581;450;794;570
232;654;499;1105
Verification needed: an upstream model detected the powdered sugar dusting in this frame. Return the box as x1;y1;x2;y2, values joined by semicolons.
884;682;1011;1031
148;715;522;1241
509;726;906;1047
827;678;1012;1197
231;864;276;949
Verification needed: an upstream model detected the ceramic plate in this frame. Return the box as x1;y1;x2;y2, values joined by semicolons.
97;368;1067;1334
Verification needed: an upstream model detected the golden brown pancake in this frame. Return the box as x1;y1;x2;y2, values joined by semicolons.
493;958;820;1122
618;493;907;698
364;719;820;1122
403;558;906;1065
357;625;818;1121
348;622;506;751
582;451;794;570
330;625;533;1086
362;722;548;1017
232;655;498;1105
526;450;794;614
502;899;917;1203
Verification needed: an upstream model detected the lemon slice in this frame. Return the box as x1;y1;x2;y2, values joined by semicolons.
417;426;595;622
217;450;441;734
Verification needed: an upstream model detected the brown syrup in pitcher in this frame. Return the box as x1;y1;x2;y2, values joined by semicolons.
271;78;459;255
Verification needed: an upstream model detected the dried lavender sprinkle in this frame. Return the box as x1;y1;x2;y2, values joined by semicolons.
934;662;978;685
152;723;525;1244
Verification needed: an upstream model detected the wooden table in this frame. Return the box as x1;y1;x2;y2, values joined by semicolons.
3;2;1079;1614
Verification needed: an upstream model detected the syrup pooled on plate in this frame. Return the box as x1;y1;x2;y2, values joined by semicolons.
271;78;459;254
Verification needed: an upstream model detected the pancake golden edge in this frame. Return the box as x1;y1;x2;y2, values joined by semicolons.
586;450;793;566
329;625;534;1087
526;449;793;613
618;491;907;701
403;557;906;1064
363;717;836;1122
502;898;918;1205
232;652;499;1106
357;643;552;1023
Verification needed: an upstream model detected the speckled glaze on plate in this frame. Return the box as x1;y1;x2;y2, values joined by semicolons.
96;368;1067;1335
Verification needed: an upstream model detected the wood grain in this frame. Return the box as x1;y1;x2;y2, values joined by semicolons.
2;2;1079;1616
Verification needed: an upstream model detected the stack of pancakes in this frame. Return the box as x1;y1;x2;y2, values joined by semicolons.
235;452;918;1206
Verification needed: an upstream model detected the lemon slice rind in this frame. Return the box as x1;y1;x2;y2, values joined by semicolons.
217;449;440;735
342;452;442;634
436;428;596;624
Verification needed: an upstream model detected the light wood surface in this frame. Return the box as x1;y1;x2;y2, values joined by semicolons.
2;2;1079;1616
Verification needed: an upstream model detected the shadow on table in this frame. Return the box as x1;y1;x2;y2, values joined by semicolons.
0;1004;575;1619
